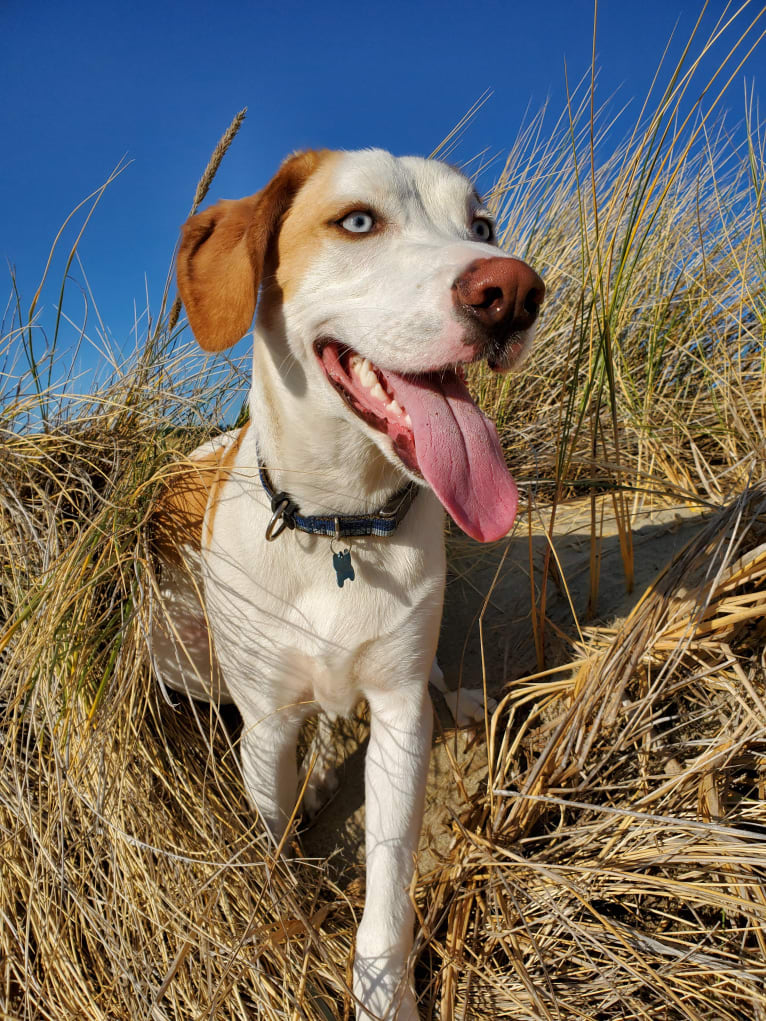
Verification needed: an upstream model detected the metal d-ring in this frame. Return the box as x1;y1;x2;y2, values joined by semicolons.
329;516;341;553
265;498;291;541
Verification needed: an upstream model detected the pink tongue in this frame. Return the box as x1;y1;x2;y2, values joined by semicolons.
386;372;518;542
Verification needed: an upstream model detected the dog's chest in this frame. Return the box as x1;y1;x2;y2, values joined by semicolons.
206;561;437;715
203;489;445;712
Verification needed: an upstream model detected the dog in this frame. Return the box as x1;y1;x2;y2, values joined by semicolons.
151;148;544;1020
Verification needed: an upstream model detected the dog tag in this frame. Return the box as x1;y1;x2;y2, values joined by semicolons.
332;549;355;587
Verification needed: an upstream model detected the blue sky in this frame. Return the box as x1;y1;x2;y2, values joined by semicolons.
2;0;764;384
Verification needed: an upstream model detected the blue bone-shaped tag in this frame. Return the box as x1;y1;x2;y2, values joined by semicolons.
332;549;355;587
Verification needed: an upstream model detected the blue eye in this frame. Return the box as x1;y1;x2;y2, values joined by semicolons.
340;211;375;233
472;218;494;242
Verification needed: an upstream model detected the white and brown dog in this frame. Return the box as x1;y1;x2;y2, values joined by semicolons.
152;148;544;1020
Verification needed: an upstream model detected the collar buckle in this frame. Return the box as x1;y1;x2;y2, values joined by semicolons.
265;492;298;541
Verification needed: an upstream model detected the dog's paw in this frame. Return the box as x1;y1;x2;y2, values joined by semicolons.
441;686;497;726
371;990;417;1021
353;967;418;1020
299;712;340;820
393;990;419;1021
300;760;339;819
429;659;497;727
428;657;446;691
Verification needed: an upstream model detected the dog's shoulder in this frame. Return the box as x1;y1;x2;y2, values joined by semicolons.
153;425;249;555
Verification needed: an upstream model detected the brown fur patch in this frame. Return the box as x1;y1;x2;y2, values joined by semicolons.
266;152;343;306
177;151;331;352
176;196;261;353
153;423;250;558
203;422;250;548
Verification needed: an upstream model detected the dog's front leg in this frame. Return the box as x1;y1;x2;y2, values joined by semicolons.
238;702;304;843
354;684;432;1021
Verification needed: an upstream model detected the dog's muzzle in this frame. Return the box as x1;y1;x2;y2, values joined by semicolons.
452;256;546;368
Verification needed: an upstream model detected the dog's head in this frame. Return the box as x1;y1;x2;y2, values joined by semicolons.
177;149;544;542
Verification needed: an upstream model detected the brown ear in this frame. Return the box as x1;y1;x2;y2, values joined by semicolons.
176;150;327;352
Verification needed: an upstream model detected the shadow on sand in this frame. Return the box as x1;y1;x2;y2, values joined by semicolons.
299;497;713;867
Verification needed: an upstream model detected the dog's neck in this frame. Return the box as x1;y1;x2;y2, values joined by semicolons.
248;334;409;517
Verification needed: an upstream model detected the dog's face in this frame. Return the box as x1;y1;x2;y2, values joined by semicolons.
177;149;544;542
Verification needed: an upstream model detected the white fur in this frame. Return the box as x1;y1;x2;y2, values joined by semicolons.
152;149;536;1020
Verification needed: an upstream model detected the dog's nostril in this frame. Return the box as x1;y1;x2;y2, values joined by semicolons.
453;257;545;334
476;286;503;311
524;289;541;321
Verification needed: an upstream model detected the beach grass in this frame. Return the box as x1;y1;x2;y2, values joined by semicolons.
1;6;765;1018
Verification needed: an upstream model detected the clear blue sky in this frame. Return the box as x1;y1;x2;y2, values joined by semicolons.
2;0;764;382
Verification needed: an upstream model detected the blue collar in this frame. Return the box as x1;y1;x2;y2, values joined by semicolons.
258;462;419;542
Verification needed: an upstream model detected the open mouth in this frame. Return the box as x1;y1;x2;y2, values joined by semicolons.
316;339;519;542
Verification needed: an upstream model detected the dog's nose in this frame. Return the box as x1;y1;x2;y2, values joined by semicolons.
453;257;545;336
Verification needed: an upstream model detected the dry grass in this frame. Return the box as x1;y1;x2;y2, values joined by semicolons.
426;484;766;1019
2;7;766;1020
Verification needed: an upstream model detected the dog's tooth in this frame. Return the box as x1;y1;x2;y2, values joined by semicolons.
404;413;412;428
349;354;362;370
360;364;378;388
370;382;387;402
387;399;403;416
352;358;377;390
